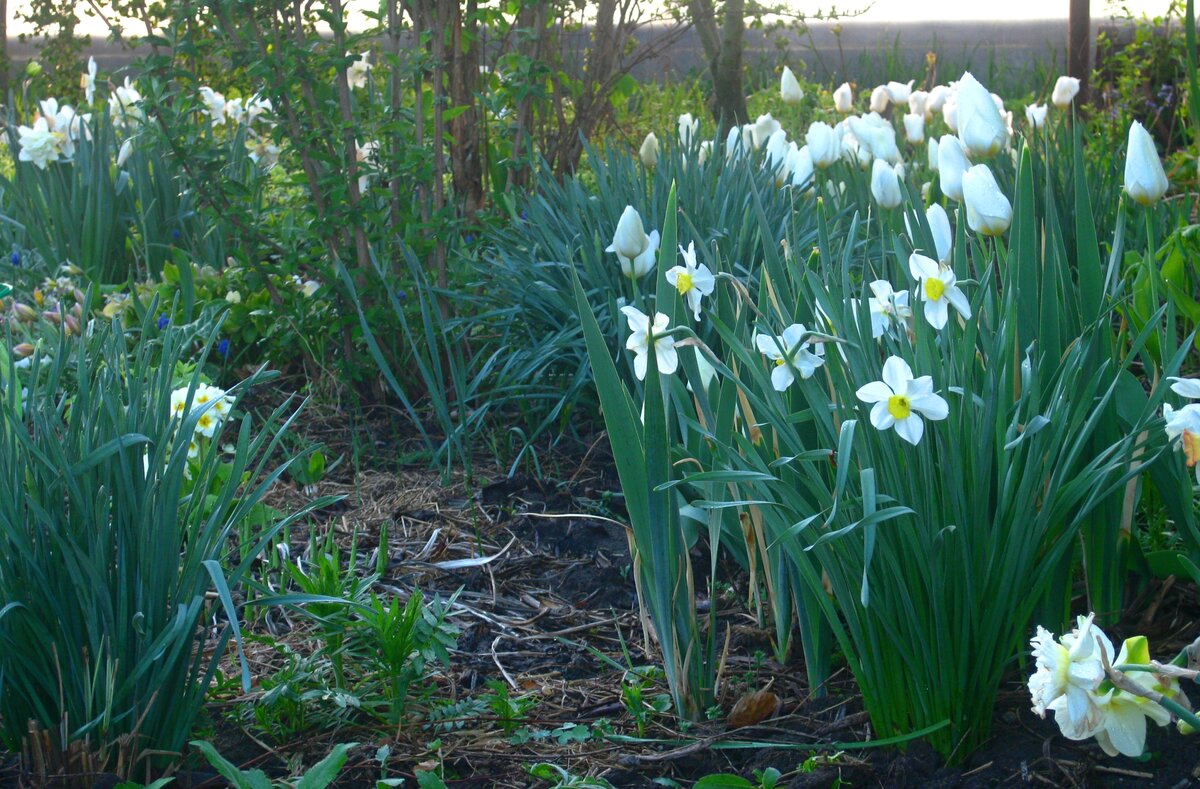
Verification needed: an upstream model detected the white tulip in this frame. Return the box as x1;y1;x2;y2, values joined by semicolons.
907;203;953;263
750;114;781;149
789;144;814;189
936;135;970;201
1025;103;1048;129
1052;75;1081;108
961;163;1013;236
116;138;133;167
908;90;929;118
725;126;744;161
764;129;792;183
903;113;925;144
607;206;659;278
927;137;939;171
926;84;952;115
806;121;841;169
1124;120;1169;205
678;113;699;146
941;97;958;133
698;140;712;166
781;66;804;104
833;82;854;113
954;72;1007;158
870;158;903;210
639;132;659;168
886;80;914;104
869;85;890;114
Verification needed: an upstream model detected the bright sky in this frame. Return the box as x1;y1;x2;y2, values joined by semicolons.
4;0;1182;37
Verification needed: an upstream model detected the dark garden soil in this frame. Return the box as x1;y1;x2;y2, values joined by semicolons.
4;404;1200;788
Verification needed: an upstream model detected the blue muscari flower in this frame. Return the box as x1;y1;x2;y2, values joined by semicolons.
397;289;408;303
9;251;19;267
172;229;182;240
217;338;231;357
464;233;475;244
157;314;169;330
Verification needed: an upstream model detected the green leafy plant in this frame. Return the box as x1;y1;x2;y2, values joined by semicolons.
190;739;355;789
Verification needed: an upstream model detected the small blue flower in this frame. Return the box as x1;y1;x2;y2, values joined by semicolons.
464;233;475;244
217;338;231;357
397;289;408;303
157;314;169;330
520;210;528;221
172;229;182;240
9;251;20;267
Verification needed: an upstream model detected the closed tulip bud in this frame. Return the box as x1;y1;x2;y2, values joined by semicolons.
678;113;699;146
886;80;914;104
12;302;36;322
610;206;648;260
765;131;793;183
927;136;940;171
833;82;854;113
698;140;712;165
64;314;80;335
903;113;925;144
962;163;1012;236
43;310;62;326
724;125;744;161
870;158;903;210
806;121;841;169
937;134;970;202
639;132;659;168
927;203;953;261
72;288;86;305
116;138;133;167
942;97;959;133
781;66;804;104
1025;103;1048;129
955;72;1007;158
869;85;890;114
12;343;35;359
908;90;929;117
1052;76;1081;108
1124;120;1169;205
751;114;781;149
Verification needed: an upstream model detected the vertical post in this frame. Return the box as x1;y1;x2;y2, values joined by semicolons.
1068;0;1091;102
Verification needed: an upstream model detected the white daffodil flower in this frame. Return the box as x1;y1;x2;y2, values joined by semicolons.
867;280;911;339
347;51;372;89
224;97;245;125
855;356;948;445
109;78;144;126
754;324;824;392
621;306;677;380
1091;636;1177;758
81;56;97;104
198;87;227;126
1162;402;1200;480
665;242;715;322
1027;614;1113;741
909;252;971;330
18;117;62;170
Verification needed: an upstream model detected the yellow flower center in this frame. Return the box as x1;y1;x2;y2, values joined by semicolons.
775;358;786;367
924;277;945;302
887;394;911;420
675;271;694;295
1184;430;1200;468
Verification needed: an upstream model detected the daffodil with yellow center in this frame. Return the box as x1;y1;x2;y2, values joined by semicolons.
909;252;971;330
855;356;949;445
664;242;716;322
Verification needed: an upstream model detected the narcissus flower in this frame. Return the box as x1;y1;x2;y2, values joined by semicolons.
754;324;824;392
18;117;62;169
81;56;97;104
909;252;971;330
1162;401;1200;479
347;51;372;89
855;356;948;445
1124;120;1169;205
199;87;227;126
867;280;911;339
1091;636;1178;758
621;306;677;380
109;78;144;126
1027;614;1113;740
665;242;715;321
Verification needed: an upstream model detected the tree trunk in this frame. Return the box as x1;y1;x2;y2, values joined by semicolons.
1068;0;1090;102
447;0;484;217
689;0;749;132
